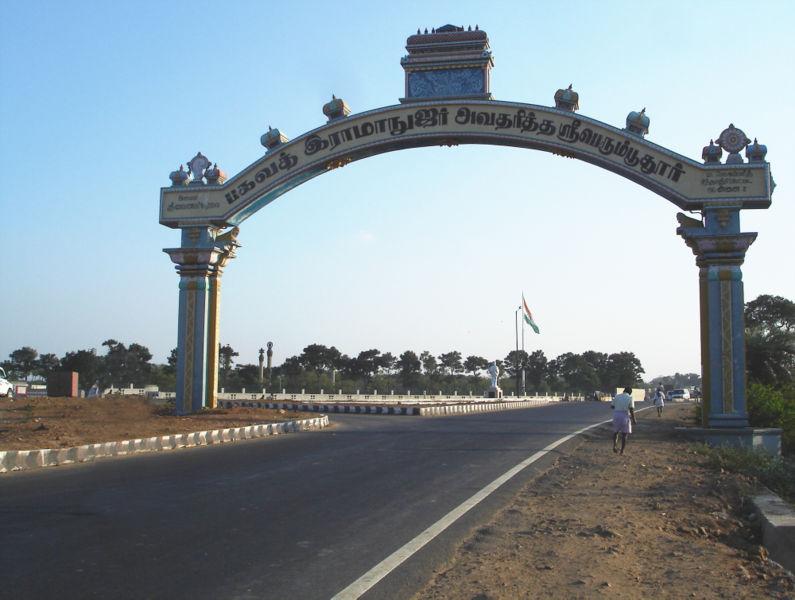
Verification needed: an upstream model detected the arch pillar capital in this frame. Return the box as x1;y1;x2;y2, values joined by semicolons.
165;227;240;414
678;213;755;428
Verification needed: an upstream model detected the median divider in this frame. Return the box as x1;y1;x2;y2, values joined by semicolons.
219;398;558;416
0;415;330;474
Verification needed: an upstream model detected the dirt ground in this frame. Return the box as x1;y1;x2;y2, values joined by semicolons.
0;395;315;451
415;404;795;599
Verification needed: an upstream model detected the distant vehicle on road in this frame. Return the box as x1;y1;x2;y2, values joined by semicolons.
667;388;690;401
0;367;14;399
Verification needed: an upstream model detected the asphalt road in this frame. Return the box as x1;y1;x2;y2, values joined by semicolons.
0;401;631;599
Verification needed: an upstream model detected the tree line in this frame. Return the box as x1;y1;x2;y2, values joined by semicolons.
222;344;649;396
214;343;649;395
6;294;790;397
1;340;174;390
1;339;645;396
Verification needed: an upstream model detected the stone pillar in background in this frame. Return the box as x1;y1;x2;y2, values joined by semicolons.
165;226;239;414
677;207;755;428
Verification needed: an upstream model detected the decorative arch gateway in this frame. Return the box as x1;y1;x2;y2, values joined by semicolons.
159;25;774;438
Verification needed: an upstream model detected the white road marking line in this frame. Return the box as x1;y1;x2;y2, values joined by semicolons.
331;405;652;600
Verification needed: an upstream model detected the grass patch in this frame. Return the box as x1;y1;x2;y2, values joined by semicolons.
693;384;794;454
693;444;795;505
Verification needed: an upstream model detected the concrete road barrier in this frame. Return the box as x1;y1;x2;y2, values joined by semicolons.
219;398;557;417
0;416;330;474
752;492;795;574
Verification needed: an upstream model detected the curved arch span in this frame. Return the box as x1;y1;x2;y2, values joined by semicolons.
159;100;771;228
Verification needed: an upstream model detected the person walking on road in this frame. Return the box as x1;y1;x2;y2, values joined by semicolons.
653;386;665;417
612;387;637;455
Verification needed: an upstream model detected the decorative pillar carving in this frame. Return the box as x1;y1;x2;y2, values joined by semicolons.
164;227;239;414
206;227;238;409
677;208;755;428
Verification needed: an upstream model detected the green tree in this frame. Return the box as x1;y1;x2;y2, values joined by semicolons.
164;348;178;375
745;294;795;387
335;354;354;379
581;351;608;390
230;364;262;390
99;340;153;386
125;343;153;385
102;339;126;384
554;353;599;393
545;356;563;390
603;352;645;390
35;353;61;378
149;364;176;391
219;344;239;387
398;350;421;388
8;347;38;380
746;295;795;334
61;349;102;389
376;352;397;375
463;355;489;377
352;349;381;381
525;350;549;391
746;329;794;386
299;344;342;373
502;350;529;378
438;351;463;375
419;351;438;375
648;372;701;389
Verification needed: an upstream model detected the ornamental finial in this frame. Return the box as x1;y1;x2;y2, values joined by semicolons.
554;84;579;112
186;152;211;185
323;95;351;121
702;139;722;164
261;126;289;150
716;124;750;164
625;108;650;137
168;164;189;187
204;163;227;185
746;137;768;163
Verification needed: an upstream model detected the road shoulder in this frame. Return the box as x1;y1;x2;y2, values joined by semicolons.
414;404;795;599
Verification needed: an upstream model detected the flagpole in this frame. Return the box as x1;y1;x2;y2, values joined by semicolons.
514;305;521;397
521;295;526;396
514;306;519;353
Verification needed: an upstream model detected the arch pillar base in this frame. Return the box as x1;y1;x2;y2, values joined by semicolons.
165;227;238;415
678;208;755;429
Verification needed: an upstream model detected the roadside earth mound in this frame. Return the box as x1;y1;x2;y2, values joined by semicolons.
0;395;314;451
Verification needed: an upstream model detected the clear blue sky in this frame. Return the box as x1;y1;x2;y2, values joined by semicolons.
1;0;793;380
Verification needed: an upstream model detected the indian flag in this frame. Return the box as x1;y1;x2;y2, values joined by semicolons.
522;294;540;334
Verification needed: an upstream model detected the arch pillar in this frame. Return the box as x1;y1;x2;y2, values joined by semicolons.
165;227;239;414
678;207;755;428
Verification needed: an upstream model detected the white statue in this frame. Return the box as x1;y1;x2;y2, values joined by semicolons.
488;361;499;389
